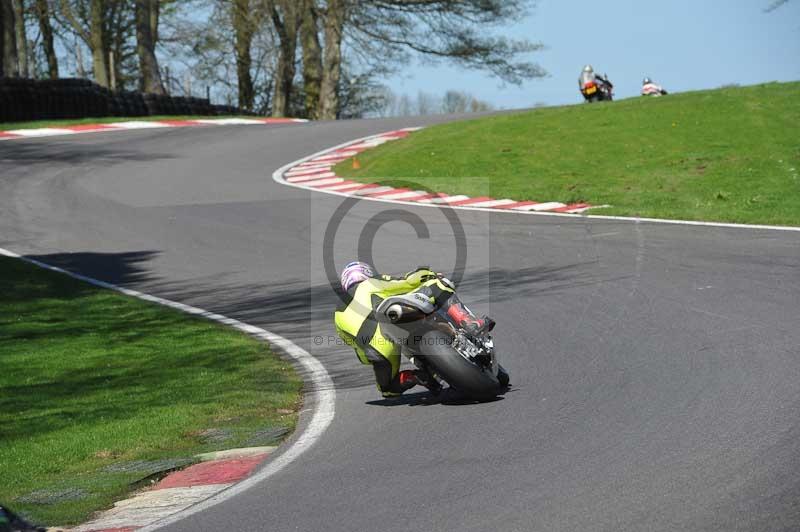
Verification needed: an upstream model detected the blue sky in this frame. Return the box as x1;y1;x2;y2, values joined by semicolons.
385;0;800;108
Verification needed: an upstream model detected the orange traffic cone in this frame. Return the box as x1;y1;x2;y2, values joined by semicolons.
352;157;361;170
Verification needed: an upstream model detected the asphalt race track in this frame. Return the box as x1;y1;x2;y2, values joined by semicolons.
2;118;798;532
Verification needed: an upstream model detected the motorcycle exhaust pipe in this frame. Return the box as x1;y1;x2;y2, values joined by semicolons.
385;303;425;323
386;304;403;322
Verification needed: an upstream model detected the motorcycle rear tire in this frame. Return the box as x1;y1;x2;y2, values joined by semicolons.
419;330;500;399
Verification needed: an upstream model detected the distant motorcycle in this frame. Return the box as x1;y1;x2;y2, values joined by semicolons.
581;74;614;102
641;78;668;97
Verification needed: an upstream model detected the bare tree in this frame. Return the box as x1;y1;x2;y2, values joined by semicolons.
371;86;395;117
337;65;390;118
308;0;544;119
395;93;412;116
35;0;59;78
0;1;3;74
415;91;439;115
268;0;299;117
469;97;491;113
135;0;164;93
442;90;469;114
347;1;544;84
109;1;137;89
441;90;493;114
2;0;19;76
12;0;26;76
231;0;256;110
299;0;321;119
160;0;278;111
57;0;137;88
59;0;109;85
318;0;344;119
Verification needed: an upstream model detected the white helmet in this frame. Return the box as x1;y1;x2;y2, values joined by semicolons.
340;261;376;292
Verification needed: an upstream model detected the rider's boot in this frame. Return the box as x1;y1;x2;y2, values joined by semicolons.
381;370;420;398
398;370;420;391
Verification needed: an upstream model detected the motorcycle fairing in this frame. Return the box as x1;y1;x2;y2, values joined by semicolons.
376;292;436;316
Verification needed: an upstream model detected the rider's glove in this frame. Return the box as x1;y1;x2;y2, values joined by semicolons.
405;267;437;286
437;274;455;290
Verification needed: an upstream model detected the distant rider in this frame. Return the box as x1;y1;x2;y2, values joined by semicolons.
641;77;668;96
579;65;612;90
334;262;487;398
579;65;613;99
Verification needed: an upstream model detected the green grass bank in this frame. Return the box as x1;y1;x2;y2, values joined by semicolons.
338;82;800;226
0;256;302;526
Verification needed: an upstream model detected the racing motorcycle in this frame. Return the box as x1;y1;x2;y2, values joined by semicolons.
376;284;510;399
581;74;614;102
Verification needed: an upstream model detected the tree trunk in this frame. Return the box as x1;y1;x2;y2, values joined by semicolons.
12;0;26;77
35;0;58;78
135;0;164;93
299;0;321;120
89;0;109;87
270;1;299;118
149;0;157;41
0;1;4;75
319;0;345;120
232;0;254;111
2;0;18;77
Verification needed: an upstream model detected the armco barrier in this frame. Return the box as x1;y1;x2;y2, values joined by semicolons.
0;77;253;123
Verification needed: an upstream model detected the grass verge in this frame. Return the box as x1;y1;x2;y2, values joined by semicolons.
0;255;302;526
0;115;256;131
337;81;800;226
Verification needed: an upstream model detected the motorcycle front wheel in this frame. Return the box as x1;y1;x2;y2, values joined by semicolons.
419;330;501;399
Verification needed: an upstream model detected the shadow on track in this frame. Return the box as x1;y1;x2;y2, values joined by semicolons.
24;250;161;288
365;389;508;407
13;250;619;392
0;141;175;165
147;261;610;336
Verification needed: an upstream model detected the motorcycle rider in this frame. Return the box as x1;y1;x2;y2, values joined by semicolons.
641;77;668;96
334;262;488;398
579;64;613;98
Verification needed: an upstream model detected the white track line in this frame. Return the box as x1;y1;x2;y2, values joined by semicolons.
465;199;519;208
286;168;333;178
287;172;336;183
418;195;470;204
193;118;264;125
313;150;359;160
272;130;800;233
0;247;335;531
0;118;311;141
351;185;394;196
300;177;344;187
106;121;171;129
527;202;567;211
320;182;363;191
5;128;76;137
376;190;429;201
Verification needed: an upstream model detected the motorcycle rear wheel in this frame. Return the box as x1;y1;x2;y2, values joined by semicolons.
419;330;500;398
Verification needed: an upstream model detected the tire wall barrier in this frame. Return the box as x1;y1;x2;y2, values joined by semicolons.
0;77;254;123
